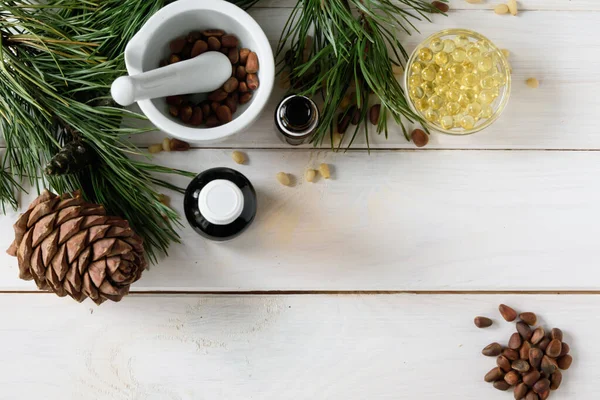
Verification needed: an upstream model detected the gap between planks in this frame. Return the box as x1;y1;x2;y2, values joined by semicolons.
3;290;600;295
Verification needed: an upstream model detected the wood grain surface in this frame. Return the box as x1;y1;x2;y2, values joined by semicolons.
0;294;589;400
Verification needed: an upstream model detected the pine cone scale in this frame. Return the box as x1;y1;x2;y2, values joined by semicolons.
7;190;145;305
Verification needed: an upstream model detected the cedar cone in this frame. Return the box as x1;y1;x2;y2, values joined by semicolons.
7;190;146;305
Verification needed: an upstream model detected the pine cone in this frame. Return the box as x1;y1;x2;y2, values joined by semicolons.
7;190;146;305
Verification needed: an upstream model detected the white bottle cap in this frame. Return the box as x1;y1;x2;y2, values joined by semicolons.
198;179;244;225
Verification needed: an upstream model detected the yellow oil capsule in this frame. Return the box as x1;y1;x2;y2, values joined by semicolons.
434;51;449;66
410;86;424;99
434;84;449;97
446;88;460;102
461;115;476;130
466;102;482;117
480;76;497;89
442;39;456;53
475;40;490;53
440;115;454;130
467;47;481;62
464;89;477;103
461;73;478;87
458;93;470;107
448;63;465;78
452;48;467;62
419;47;433;62
446;102;461;115
462;61;475;72
425;109;439;122
430;38;444;53
471;84;482;94
478;90;494;105
453;114;464;128
421;66;437;81
409;75;422;86
477;54;494;72
428;95;444;110
421;81;434;95
492;72;507;86
415;98;429;111
454;35;470;48
435;69;451;84
411;61;425;75
481;104;493;118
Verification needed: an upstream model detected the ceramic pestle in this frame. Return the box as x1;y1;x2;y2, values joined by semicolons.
111;51;231;106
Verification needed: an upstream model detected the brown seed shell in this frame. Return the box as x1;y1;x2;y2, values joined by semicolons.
223;77;239;93
170;138;190;151
200;101;212;117
533;378;550;394
187;31;201;43
546;339;562;358
202;29;225;37
523;370;541;387
539;391;549;400
205;115;220;128
411;129;429;148
207;36;221;51
208;89;228;102
482;343;503;357
169;37;186;53
238;81;249;93
509;332;522;350
485;367;505;382
514;382;528;400
211;102;220;113
550;328;563;341
239;48;250;65
494;380;511;391
239;92;253;104
538;338;551;352
225;93;239;114
504;370;520;386
166;95;184;106
560;342;570;357
517;321;533;341
529;348;543;370
503;348;519;361
189;107;203;126
337;112;351;135
557;354;572;370
228;48;239;64
246;74;259;90
550;369;562;390
216;105;232;124
168;105;179;117
369;104;381;125
541;355;558;376
432;0;450;13
499;304;517;322
236;65;247;81
191;40;208;57
245;52;259;74
519;312;537;326
497;355;512;372
169;54;180;64
179;104;192;123
512;360;530;373
525;391;539;400
221;34;239;48
531;327;545;345
520;341;531;361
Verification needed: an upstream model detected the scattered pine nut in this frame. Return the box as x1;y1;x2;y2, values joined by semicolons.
305;169;317;183
392;64;404;76
158;194;170;207
507;0;518;15
465;0;482;3
339;94;352;109
526;78;539;88
279;71;291;89
501;49;510;58
232;151;246;164
276;172;291;186
494;4;509;14
319;163;331;179
148;143;163;154
332;132;342;147
162;138;172;152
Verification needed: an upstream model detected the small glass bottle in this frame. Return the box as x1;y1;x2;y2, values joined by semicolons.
184;168;257;241
275;95;320;145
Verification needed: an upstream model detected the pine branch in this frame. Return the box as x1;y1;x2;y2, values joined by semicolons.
278;0;446;147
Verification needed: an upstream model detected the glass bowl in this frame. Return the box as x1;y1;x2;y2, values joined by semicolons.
404;29;511;135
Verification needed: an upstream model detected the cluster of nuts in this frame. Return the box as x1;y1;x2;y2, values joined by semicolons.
495;0;518;16
477;305;573;399
148;138;190;153
161;29;260;128
277;163;331;187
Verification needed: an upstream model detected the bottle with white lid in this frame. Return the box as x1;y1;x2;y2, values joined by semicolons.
184;168;257;241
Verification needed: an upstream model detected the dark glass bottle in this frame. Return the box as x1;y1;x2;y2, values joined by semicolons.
184;168;257;241
275;95;320;145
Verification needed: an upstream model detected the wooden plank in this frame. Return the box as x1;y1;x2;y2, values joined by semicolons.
126;9;600;150
256;0;600;11
2;149;600;292
0;293;588;399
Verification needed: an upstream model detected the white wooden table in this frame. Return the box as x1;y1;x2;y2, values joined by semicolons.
1;1;597;398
